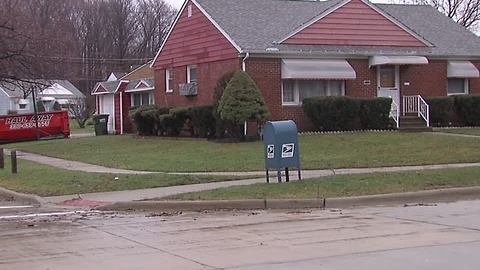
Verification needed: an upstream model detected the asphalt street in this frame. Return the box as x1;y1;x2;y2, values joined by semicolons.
1;199;480;269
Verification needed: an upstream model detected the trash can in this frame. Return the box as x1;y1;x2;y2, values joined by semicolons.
263;120;301;183
93;114;109;136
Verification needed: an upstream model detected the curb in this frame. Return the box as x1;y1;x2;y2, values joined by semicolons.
0;187;45;206
97;186;480;212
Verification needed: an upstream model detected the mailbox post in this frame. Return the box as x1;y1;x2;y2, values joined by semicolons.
263;120;301;183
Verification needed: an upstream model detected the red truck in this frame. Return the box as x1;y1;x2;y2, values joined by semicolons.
0;111;70;143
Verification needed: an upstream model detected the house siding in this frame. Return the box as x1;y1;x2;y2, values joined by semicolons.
284;0;426;47
155;58;241;107
153;0;239;70
400;60;447;97
121;92;133;133
122;65;154;80
471;61;480;95
0;91;10;115
246;58;316;131
346;59;377;97
114;93;121;134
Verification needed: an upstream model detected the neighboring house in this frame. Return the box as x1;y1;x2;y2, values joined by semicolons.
0;80;85;116
107;72;127;82
37;80;86;111
151;0;480;131
91;62;154;134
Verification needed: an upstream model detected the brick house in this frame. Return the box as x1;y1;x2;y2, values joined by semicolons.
152;0;480;132
91;63;154;134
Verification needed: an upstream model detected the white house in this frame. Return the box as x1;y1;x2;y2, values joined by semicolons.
0;80;85;116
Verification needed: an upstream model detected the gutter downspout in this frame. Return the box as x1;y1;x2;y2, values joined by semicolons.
242;52;250;72
242;52;250;136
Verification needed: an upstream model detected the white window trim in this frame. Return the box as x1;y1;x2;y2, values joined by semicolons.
187;65;197;83
281;80;346;106
447;78;469;96
166;69;173;93
131;91;155;107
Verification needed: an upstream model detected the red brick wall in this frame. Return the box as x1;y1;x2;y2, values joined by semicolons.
470;60;480;95
114;93;120;134
155;58;241;107
154;57;479;132
246;58;317;131
346;59;376;97
400;60;447;97
121;92;133;133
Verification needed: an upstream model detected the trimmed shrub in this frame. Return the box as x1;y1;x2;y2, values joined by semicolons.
212;72;235;138
303;96;361;131
158;113;183;136
218;70;270;139
129;105;169;135
188;106;216;138
358;97;392;130
170;107;193;135
426;96;454;127
454;95;480;126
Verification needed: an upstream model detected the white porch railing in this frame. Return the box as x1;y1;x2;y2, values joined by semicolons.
390;97;399;128
403;95;430;127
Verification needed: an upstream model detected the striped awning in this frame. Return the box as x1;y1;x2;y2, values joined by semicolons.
369;56;428;66
447;61;479;78
281;59;356;80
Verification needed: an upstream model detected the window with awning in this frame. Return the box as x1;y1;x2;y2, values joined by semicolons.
447;61;479;78
369;56;428;66
281;59;356;80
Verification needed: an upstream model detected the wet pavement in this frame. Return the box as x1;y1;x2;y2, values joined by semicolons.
1;200;480;269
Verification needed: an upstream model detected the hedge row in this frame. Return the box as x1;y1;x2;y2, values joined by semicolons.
303;97;392;131
129;105;216;137
426;95;480;127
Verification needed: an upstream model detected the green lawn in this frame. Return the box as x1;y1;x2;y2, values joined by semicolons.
69;119;94;134
3;132;480;172
436;128;480;136
0;159;256;197
165;167;480;200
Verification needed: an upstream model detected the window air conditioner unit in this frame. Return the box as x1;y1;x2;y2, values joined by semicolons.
179;82;197;96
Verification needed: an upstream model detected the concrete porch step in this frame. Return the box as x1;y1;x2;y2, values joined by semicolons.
399;116;432;132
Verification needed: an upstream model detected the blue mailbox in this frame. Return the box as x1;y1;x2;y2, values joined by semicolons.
263;120;301;183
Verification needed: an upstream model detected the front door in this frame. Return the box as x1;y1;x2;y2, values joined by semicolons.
99;94;114;132
377;65;400;108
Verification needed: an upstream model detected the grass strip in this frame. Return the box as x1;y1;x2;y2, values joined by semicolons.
165;167;480;200
3;132;480;172
0;159;256;197
436;128;480;136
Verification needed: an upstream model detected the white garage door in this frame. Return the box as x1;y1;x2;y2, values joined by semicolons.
99;94;114;132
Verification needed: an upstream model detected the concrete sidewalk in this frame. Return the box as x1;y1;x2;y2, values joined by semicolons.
43;162;480;204
2;146;480;209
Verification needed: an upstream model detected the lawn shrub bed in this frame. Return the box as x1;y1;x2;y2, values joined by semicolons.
454;95;480;126
426;96;454;127
303;96;392;131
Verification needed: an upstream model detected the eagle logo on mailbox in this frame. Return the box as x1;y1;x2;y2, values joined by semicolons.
281;143;294;158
